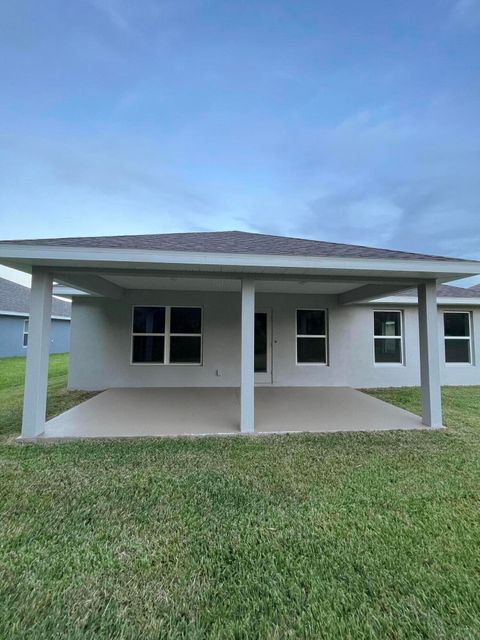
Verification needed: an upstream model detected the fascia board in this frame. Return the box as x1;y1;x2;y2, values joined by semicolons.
1;244;479;277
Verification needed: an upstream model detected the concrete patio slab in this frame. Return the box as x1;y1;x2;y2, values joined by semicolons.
32;387;423;440
255;387;423;432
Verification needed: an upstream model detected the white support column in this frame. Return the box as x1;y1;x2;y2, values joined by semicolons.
418;281;443;428
240;279;255;433
21;269;53;438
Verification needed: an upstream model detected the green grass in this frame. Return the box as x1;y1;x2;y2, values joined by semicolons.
0;356;480;638
0;354;97;439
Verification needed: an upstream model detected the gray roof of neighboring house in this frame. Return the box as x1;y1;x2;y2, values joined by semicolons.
400;284;480;298
469;284;480;293
0;277;71;317
0;230;470;262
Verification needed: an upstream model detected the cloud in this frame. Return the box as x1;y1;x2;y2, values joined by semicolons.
450;0;480;27
84;0;193;36
86;0;131;32
2;133;213;207
238;104;480;260
0;133;224;239
307;194;404;248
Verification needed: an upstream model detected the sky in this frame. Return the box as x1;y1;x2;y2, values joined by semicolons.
0;0;479;286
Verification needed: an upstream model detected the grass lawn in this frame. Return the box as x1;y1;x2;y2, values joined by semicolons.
0;354;97;440
1;356;480;639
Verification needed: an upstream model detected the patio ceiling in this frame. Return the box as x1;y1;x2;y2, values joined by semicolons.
18;265;480;304
48;268;429;303
92;274;370;294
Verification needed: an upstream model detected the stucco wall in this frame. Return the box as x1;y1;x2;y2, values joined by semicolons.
67;291;480;390
0;315;70;358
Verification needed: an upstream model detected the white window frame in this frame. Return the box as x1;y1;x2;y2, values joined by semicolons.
131;305;203;366
295;308;328;366
443;310;473;366
373;309;404;366
22;319;29;348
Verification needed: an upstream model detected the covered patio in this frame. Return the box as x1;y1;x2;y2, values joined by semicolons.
39;386;422;440
18;271;448;440
1;230;479;441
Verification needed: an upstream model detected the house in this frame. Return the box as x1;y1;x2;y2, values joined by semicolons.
0;277;70;358
0;230;479;440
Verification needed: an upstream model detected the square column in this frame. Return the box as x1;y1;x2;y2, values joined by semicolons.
418;281;443;427
240;279;255;433
22;269;53;438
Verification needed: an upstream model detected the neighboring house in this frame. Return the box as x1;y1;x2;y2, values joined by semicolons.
0;277;71;358
0;230;479;439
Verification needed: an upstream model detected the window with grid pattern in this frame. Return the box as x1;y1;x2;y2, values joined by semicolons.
132;306;202;364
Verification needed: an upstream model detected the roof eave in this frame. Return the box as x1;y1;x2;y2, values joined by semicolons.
369;296;480;306
0;243;479;280
0;309;71;319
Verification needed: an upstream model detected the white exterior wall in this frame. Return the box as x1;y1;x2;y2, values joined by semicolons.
68;291;480;390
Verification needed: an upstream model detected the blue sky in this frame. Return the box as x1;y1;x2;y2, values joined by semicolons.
1;0;479;285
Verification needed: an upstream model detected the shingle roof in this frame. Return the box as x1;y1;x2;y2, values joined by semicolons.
400;284;480;298
0;277;71;317
469;284;480;293
0;230;469;262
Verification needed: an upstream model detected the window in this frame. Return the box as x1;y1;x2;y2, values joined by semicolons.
131;306;202;364
255;312;268;373
296;309;327;364
22;319;29;348
444;312;472;364
374;311;403;364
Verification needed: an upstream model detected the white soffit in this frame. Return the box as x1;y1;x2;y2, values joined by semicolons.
102;274;365;294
